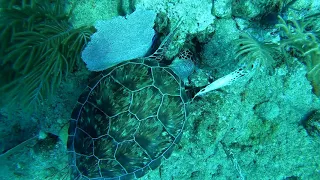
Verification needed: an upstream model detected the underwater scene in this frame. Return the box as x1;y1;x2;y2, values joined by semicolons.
0;0;320;179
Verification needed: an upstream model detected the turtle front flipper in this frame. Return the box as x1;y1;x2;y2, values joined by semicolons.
147;19;182;62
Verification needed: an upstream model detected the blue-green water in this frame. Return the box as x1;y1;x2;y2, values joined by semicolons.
0;0;319;179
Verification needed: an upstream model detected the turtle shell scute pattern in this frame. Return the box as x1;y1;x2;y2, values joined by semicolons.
67;59;187;180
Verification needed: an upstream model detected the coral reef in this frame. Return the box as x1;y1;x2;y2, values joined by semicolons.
0;0;94;110
277;15;320;96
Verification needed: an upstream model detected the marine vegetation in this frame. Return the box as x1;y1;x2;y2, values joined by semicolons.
234;33;278;68
234;14;320;97
276;15;320;96
0;0;94;110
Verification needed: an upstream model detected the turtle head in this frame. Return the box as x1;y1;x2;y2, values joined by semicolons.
169;49;195;82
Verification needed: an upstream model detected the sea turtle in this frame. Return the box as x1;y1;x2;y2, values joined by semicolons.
67;23;192;180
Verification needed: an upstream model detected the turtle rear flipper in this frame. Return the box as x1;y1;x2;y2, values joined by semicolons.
148;19;182;62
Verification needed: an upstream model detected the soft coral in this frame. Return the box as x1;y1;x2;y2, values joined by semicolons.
277;15;320;96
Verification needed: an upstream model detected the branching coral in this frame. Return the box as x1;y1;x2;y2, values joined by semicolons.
0;0;94;109
276;15;320;96
233;14;320;97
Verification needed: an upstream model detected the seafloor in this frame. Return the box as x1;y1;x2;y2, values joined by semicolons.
0;0;320;179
